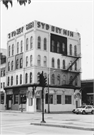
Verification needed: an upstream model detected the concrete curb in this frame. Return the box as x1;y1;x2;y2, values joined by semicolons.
30;122;94;131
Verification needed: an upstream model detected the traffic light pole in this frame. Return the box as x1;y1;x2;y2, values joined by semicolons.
41;87;46;123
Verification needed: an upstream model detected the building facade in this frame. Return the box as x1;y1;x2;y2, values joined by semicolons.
0;49;7;110
4;20;81;112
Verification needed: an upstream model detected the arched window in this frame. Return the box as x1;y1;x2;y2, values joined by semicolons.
17;42;19;54
20;58;23;68
57;42;60;53
30;55;32;66
74;45;77;56
30;36;33;49
63;60;65;69
26;38;28;51
8;62;10;71
57;59;60;69
57;74;60;85
12;44;14;56
52;40;55;52
25;73;28;84
44;56;47;67
51;74;55;84
21;40;23;53
26;56;28;67
11;61;13;70
37;55;41;66
70;44;72;55
62;43;65;52
16;75;18;85
7;76;10;86
37;36;41;49
52;58;55;68
62;75;66;85
30;72;32;83
11;76;13;86
75;77;78;86
20;74;22;84
9;46;10;56
44;38;47;50
16;59;19;69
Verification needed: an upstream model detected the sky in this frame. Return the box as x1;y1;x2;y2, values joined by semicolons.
0;0;94;80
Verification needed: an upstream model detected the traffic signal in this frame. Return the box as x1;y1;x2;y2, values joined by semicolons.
43;76;47;86
37;72;43;86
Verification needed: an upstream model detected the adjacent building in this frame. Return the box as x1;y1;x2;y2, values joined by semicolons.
4;20;81;112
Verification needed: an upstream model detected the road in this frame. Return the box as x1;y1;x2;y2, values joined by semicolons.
0;112;94;135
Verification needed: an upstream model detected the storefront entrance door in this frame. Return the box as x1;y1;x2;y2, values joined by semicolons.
7;95;12;110
36;98;41;111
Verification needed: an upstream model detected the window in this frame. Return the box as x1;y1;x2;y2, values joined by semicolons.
44;56;47;67
8;62;10;71
30;55;32;66
17;42;19;53
26;56;28;67
1;94;4;104
26;38;28;51
12;44;14;55
29;98;33;106
20;58;23;68
74;45;77;56
37;36;41;49
65;95;71;104
1;71;3;77
16;75;18;85
20;94;26;104
11;61;13;70
11;76;13;86
3;70;5;76
20;74;22;84
75;62;77;70
75;77;78;86
16;59;19;69
1;83;2;88
45;94;53;104
57;59;60;69
25;73;28;83
62;75;66;85
62;43;65;52
37;55;41;66
3;82;5;88
30;36;33;49
63;60;65;69
57;42;60;53
21;40;23;53
51;74;55;84
69;76;73;84
9;46;10;56
57;74;60;85
14;95;18;104
7;77;10;86
44;38;47;50
52;40;55;52
52;58;55;68
70;44;72;55
30;72;32;83
57;95;61;104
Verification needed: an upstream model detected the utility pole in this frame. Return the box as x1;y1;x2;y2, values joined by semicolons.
48;74;50;113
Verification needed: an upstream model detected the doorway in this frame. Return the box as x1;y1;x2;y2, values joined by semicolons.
36;98;41;111
6;95;12;110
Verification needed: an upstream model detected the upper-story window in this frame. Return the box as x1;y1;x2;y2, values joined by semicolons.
37;55;41;66
25;73;28;83
44;38;47;50
69;44;72;55
57;59;60;69
62;43;65;52
62;75;66;85
17;42;19;54
12;44;14;56
21;40;23;53
11;61;13;70
52;40;55;52
30;55;32;66
11;76;13;86
57;42;60;53
74;45;77;56
63;60;65;69
52;58;55;68
30;72;32;83
7;76;10;86
30;36;33;49
16;59;19;69
69;76;73;84
3;70;5;76
16;75;18;85
51;74;55;84
8;62;10;71
57;74;60;85
37;36;41;49
20;58;23;68
26;38;28;51
20;74;22;84
26;56;28;67
44;56;47;67
9;46;10;56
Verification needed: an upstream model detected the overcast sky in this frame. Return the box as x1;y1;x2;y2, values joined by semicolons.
0;0;94;80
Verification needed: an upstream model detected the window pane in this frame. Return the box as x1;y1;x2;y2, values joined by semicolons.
65;95;71;104
14;95;18;104
57;95;61;104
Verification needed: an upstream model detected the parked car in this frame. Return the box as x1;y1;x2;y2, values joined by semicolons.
72;105;94;114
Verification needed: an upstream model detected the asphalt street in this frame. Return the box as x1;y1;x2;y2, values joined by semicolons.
0;111;94;135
